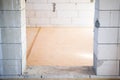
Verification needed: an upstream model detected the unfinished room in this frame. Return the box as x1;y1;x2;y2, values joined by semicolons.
25;0;94;76
1;0;120;79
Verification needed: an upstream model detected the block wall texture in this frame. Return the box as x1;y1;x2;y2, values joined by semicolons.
26;0;94;27
0;0;26;76
94;0;120;76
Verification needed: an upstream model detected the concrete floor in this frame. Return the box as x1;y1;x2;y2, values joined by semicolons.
26;27;93;66
1;78;120;80
24;66;94;78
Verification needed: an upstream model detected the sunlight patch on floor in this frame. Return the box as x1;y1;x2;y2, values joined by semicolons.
27;27;93;66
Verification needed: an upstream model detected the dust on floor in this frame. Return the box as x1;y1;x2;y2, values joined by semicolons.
26;27;93;66
24;66;94;78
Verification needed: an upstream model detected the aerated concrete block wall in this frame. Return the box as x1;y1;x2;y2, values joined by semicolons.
94;0;120;76
0;0;26;76
26;0;94;27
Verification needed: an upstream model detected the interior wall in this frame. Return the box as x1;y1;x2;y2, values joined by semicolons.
94;0;120;76
0;0;26;75
26;0;94;27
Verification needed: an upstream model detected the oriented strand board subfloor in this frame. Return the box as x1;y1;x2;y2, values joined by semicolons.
27;27;93;66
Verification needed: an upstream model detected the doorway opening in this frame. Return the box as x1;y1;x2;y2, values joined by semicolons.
25;0;95;77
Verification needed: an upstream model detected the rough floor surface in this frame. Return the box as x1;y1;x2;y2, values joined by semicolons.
24;66;94;78
27;27;93;66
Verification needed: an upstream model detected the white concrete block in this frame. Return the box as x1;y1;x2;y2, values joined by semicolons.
72;17;93;26
26;3;52;10
0;60;21;75
78;10;94;20
0;0;25;10
77;3;94;10
98;28;118;43
56;4;76;11
57;11;78;18
99;11;110;27
0;44;22;59
26;18;30;26
94;27;98;42
22;56;26;73
97;60;119;75
98;45;118;59
119;28;120;43
48;0;70;3
26;18;36;27
99;0;120;10
50;18;71;25
118;45;120;59
94;9;99;22
26;10;36;18
0;11;21;27
21;10;26;27
21;27;26;43
0;28;22;43
99;11;120;27
27;0;47;3
35;11;57;18
29;18;50;26
21;27;26;60
93;54;97;72
95;0;99;9
70;0;90;3
110;11;119;27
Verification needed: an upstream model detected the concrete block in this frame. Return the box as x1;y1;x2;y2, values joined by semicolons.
0;60;21;75
21;10;26;27
26;3;52;10
35;11;57;18
110;11;120;27
22;40;26;61
21;23;26;43
94;41;98;57
0;0;25;10
95;0;99;9
72;17;93;26
50;18;71;25
94;9;99;23
26;18;30;26
56;4;76;11
26;10;36;18
57;11;78;18
78;10;94;20
98;45;118;60
0;44;22;59
48;0;70;3
118;45;120;59
119;28;120;43
77;3;94;10
0;11;21;27
93;54;97;74
26;17;36;27
0;28;22;43
22;56;26;74
99;11;110;27
27;0;47;3
98;28;118;43
99;0;120;10
96;60;119;75
70;0;90;3
29;18;50;26
94;28;98;42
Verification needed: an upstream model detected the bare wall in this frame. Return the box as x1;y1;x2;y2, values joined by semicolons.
26;0;94;27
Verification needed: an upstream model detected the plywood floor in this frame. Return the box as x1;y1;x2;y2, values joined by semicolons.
27;27;93;66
